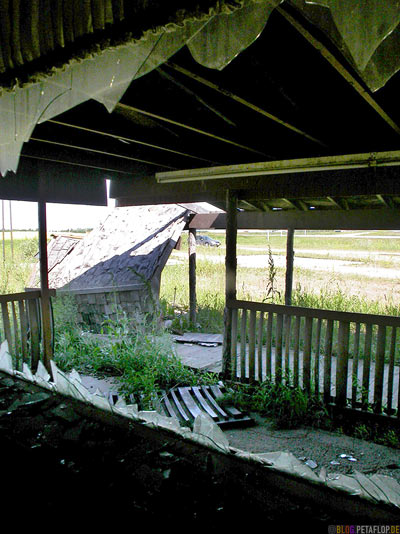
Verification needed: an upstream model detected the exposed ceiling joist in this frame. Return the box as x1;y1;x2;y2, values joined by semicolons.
165;61;328;148
156;150;400;183
30;137;176;170
277;5;400;137
48;119;217;165
115;103;272;159
188;208;400;231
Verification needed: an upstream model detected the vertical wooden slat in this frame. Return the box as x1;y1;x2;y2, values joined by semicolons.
387;327;397;414
303;316;313;392
373;325;386;413
362;324;373;408
27;299;40;372
240;309;247;380
323;319;334;403
1;302;12;353
351;323;361;408
222;190;237;378
285;228;294;306
336;321;350;407
18;300;29;364
231;308;238;380
188;228;197;325
257;311;264;381
38;199;53;374
284;315;291;380
293;315;301;387
265;312;273;379
11;301;20;369
248;309;256;383
314;318;322;394
275;313;283;382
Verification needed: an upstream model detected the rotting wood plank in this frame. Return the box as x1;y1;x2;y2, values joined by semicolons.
275;313;284;382
336;321;350;407
192;386;219;420
231;308;238;379
240;309;247;380
362;324;373;408
209;385;242;419
170;389;190;422
303;316;313;392
314;318;322;394
18;300;28;364
27;299;40;371
323;319;334;402
200;386;229;419
161;390;180;420
248;309;256;383
293;315;301;387
387;327;397;414
1;302;12;352
257;312;264;382
352;323;361;408
228;299;400;328
373;325;386;413
265;312;273;379
178;387;202;419
284;315;291;377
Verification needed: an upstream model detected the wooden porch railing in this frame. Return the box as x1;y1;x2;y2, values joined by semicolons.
0;290;55;372
226;298;400;417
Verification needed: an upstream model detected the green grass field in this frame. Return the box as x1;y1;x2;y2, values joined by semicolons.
160;230;400;332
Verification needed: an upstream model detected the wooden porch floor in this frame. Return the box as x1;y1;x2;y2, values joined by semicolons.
174;334;400;411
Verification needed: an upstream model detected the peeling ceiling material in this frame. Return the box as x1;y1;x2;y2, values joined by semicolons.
0;1;400;178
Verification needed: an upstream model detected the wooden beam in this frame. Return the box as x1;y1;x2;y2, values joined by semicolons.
115;103;271;159
166;61;328;148
37;199;53;375
30;137;177;170
188;228;197;325
277;5;400;137
282;198;298;210
285;228;294;306
326;196;343;209
48;119;217;165
158;68;237;128
222;191;237;379
188;208;400;231
376;194;394;208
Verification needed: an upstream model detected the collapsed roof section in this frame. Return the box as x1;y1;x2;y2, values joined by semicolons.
0;0;400;178
34;204;191;291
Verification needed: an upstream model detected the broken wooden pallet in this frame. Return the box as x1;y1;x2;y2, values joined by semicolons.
158;384;253;428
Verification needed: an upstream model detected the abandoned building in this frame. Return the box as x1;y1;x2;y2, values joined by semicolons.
29;204;196;329
1;0;400;522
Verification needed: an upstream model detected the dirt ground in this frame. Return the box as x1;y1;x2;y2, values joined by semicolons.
225;412;400;484
81;375;400;487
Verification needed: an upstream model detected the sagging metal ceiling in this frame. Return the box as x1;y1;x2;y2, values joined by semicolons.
1;0;400;215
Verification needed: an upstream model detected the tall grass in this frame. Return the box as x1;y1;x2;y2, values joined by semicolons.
0;238;38;293
53;295;215;409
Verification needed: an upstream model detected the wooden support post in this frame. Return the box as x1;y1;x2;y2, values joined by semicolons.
285;228;294;306
188;228;197;325
222;190;237;378
38;199;53;375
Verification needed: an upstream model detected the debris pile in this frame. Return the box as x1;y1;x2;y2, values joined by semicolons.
1;340;400;523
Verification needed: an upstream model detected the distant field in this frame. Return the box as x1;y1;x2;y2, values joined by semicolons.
1;231;38;239
161;230;400;329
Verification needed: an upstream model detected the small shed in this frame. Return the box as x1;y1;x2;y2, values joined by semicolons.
38;204;192;330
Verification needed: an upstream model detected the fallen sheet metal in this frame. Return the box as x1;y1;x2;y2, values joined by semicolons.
158;384;253;428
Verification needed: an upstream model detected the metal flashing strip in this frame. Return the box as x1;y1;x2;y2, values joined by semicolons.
156;150;400;183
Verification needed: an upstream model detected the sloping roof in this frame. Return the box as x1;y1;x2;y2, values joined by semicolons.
46;204;190;291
